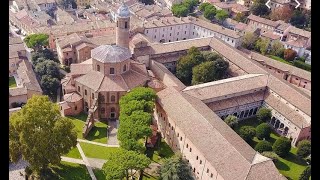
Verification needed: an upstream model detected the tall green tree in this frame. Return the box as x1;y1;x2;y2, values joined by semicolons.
239;126;256;142
242;32;259;50
250;3;270;17
192;61;215;85
296;140;311;159
35;61;61;79
215;10;229;23
9;95;77;177
299;166;311;180
224;115;238;129
272;137;291;157
172;4;189;17
254;38;270;55
199;2;211;12
234;13;246;23
270;40;285;57
40;75;61;96
256;107;272;123
290;10;307;29
159;154;194;180
24;34;49;50
203;5;216;21
202;51;222;62
212;59;229;79
102;148;151;180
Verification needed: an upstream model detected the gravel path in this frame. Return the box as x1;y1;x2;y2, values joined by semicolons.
9;159;28;180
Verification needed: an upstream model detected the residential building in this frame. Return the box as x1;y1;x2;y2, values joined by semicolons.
9;37;26;76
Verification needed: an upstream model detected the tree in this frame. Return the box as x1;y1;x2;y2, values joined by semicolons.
284;49;297;61
35;61;61;79
172;4;189;17
255;140;272;153
250;3;270;17
297;140;311;159
183;0;199;12
40;75;61;96
9;95;77;177
24;34;49;50
270;40;285;57
212;59;229;79
290;10;307;29
215;10;229;23
269;5;293;22
272;137;291;157
261;151;279;163
239;126;256;142
256;108;272;123
199;2;211;12
299;166;311;180
202;51;222;62
256;123;271;140
254;38;270;55
192;61;215;85
203;6;216;21
242;32;258;50
102;148;151;180
224;115;238;129
234;13;246;23
159;154;194;180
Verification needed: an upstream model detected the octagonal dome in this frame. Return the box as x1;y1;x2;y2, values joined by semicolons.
91;45;132;63
117;3;130;18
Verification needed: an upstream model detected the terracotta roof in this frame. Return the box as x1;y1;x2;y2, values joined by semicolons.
75;42;96;51
75;70;105;91
16;60;42;93
275;20;290;31
64;92;83;103
264;91;309;128
91;45;132;63
157;87;284;180
9;87;28;96
250;52;311;81
247;14;279;27
288;26;311;38
261;31;281;40
88;35;116;46
246;157;287;180
183;74;268;102
9;37;23;45
234;22;247;31
285;39;307;48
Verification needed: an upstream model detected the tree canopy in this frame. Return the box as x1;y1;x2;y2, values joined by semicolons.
269;5;293;22
215;9;229;23
242;32;259;50
171;0;199;17
192;61;216;85
35;61;61;79
296;140;311;159
290;10;307;29
255;140;272;153
299;166;311;180
203;5;216;21
24;34;49;50
254;38;270;55
199;2;211;12
159;154;194;180
102;148;151;180
234;13;246;23
224;115;238;129
239;126;256;142
9;95;77;176
256;108;272;123
40;75;61;96
250;2;270;17
255;123;271;140
284;49;297;61
272;137;291;157
270;40;285;57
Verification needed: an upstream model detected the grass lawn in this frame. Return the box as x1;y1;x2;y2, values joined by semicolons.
146;139;174;164
63;146;82;159
79;142;119;160
47;161;91;180
268;55;293;65
93;169;106;180
9;77;17;88
235;117;308;180
67;113;108;143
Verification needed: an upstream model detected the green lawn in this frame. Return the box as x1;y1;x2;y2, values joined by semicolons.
9;77;17;88
79;142;119;160
146;139;174;164
268;55;293;65
47;161;91;180
235;117;308;180
63;146;82;159
67;113;108;143
93;169;106;180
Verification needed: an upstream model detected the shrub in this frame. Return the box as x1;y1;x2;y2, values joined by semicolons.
299;166;311;180
239;126;256;142
255;140;272;153
256;123;271;140
297;140;311;158
272;137;291;157
11;102;20;108
283;49;297;61
256;108;272;123
224;115;238;129
293;60;311;71
261;151;280;163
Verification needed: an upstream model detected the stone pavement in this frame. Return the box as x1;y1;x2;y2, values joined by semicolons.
107;120;119;146
9;159;28;180
87;158;107;169
77;138;120;147
61;156;85;165
77;143;97;180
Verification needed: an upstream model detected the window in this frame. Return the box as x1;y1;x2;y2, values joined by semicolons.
78;86;80;92
92;93;94;99
162;34;164;37
170;27;172;30
125;22;128;28
85;89;87;95
169;40;171;42
75;106;77;110
171;126;173;130
169;123;171;127
154;35;156;39
101;107;105;114
180;137;182;141
100;95;105;103
123;64;127;72
185;31;186;34
207;169;209;173
296;78;299;80
176;38;178;41
97;65;100;72
190;148;192;152
177;32;179;35
155;29;157;32
110;68;115;74
186;144;188;148
111;95;115;102
193;32;194;35
200;160;202;164
177;133;179;137
170;33;171;36
193;168;195;173
196;156;198;160
146;30;148;33
211;173;213;178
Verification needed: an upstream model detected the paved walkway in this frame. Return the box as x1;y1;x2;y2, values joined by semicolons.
77;139;120;147
61;156;85;165
77;143;97;180
9;159;28;180
107;120;119;146
87;158;107;169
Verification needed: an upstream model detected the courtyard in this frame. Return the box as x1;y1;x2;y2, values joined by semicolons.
9;77;16;88
235;117;308;180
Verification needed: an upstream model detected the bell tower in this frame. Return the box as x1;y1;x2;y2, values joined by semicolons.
116;3;130;48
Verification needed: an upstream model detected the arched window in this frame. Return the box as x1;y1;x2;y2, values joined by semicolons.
111;95;115;102
97;65;100;72
125;22;128;29
85;90;87;95
110;107;116;118
100;95;105;103
110;68;115;74
101;107;105;114
123;64;127;72
92;93;94;99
